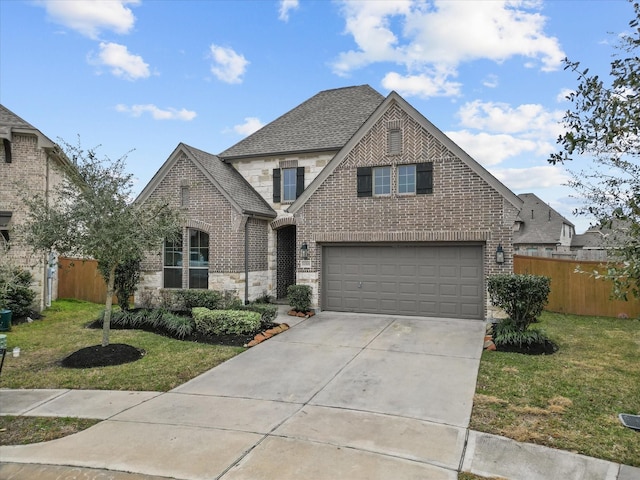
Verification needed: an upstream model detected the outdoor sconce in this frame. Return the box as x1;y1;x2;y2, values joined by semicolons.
300;242;309;260
495;244;505;264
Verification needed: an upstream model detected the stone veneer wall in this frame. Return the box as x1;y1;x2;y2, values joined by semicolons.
294;100;518;318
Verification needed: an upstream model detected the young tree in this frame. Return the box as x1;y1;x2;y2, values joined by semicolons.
551;1;640;301
20;140;182;346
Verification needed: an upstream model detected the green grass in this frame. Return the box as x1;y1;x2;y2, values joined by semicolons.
0;416;101;445
0;299;245;391
472;311;640;467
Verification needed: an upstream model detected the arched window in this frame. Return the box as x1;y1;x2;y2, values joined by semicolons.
163;234;183;288
189;229;209;289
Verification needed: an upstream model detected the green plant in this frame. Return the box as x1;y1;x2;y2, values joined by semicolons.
160;311;194;339
99;256;141;311
240;303;278;325
192;307;261;335
287;284;312;312
488;274;550;331
493;318;550;347
174;289;223;310
0;267;36;317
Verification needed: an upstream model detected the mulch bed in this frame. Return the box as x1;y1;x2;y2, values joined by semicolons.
497;339;558;355
70;318;280;369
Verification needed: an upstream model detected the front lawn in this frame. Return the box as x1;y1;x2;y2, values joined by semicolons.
471;311;640;467
0;299;245;391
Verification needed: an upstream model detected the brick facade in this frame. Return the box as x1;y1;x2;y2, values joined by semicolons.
0;132;68;311
294;100;517;317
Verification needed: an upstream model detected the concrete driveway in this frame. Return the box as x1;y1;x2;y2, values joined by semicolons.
0;311;486;479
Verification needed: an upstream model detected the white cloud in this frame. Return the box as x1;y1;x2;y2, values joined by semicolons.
279;0;299;21
447;130;540;166
233;117;264;136
209;44;249;84
116;104;197;121
490;165;571;189
91;42;149;80
457;100;563;136
38;0;139;39
483;74;499;88
556;88;574;102
332;0;564;97
382;70;462;98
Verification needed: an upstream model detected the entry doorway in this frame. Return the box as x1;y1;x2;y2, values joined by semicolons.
276;225;296;299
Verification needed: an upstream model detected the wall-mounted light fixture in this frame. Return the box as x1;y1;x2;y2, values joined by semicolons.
495;244;505;264
300;242;309;260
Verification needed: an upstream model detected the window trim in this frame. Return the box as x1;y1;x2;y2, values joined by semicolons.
373;166;391;196
397;164;416;195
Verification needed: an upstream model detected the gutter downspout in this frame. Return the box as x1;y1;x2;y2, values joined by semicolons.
244;216;249;305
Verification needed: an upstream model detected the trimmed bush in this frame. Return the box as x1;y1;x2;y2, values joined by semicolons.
239;303;278;325
174;289;223;310
0;268;36;318
192;307;261;335
287;284;312;312
488;274;551;332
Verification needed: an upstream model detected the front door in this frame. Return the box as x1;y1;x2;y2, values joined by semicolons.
276;226;296;299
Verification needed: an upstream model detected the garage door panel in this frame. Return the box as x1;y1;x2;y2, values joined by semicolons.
324;245;483;319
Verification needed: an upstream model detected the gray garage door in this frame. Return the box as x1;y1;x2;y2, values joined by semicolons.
323;245;483;319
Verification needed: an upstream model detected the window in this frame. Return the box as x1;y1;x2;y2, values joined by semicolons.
189;229;209;289
3;139;11;163
282;168;297;202
373;166;391;196
397;165;416;194
273;167;304;203
163;235;183;288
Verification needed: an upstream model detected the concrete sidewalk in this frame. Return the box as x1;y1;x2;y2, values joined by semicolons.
1;310;639;480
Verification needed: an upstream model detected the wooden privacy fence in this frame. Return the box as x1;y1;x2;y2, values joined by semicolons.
514;255;640;318
57;257;118;305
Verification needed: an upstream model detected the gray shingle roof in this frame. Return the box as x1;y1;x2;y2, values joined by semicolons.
182;143;275;218
514;193;575;245
0;104;37;129
219;85;384;159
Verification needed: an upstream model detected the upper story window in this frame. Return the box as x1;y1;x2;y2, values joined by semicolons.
273;166;304;203
397;165;416;194
357;162;433;198
373;166;391;196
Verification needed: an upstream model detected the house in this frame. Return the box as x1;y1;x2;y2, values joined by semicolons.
136;85;523;320
513;193;576;258
0;104;72;311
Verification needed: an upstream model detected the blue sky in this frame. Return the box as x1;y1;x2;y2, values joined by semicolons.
1;0;634;233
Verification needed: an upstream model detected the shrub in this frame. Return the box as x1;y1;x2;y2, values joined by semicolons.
161;311;194;339
493;318;550;347
240;303;278;325
488;274;551;332
192;307;261;335
0;268;36;318
287;284;312;312
174;289;223;310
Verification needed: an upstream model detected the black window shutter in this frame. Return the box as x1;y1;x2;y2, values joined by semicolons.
296;166;305;198
273;168;281;202
357;167;372;197
3;139;11;164
416;162;433;194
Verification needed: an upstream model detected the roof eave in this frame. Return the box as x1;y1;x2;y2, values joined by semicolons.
221;146;340;163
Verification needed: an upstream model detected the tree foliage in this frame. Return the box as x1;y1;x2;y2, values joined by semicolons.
20;139;182;345
551;1;640;301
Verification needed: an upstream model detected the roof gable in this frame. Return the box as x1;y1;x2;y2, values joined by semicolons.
136;143;276;218
219;85;384;159
288;91;522;213
514;193;574;244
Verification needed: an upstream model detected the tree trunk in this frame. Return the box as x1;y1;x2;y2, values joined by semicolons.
102;266;116;347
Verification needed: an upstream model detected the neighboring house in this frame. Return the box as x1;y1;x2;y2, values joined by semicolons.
137;85;523;320
0;104;71;311
513;193;576;258
571;219;631;261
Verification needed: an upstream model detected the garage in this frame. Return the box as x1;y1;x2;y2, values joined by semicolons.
322;244;484;319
